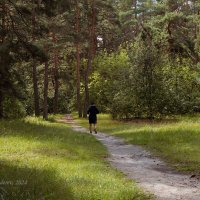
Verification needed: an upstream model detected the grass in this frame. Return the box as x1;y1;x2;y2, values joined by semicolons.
0;116;151;200
76;114;200;173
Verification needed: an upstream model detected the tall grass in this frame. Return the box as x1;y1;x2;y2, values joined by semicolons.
0;117;151;200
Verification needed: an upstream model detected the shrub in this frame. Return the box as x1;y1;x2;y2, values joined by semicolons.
3;97;26;119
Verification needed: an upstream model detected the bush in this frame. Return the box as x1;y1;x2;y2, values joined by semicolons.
3;97;26;119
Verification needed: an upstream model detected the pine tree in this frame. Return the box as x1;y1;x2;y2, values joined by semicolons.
0;0;48;118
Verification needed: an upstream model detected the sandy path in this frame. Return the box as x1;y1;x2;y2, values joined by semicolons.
61;115;200;200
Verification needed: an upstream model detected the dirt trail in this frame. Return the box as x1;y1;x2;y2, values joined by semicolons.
61;115;200;200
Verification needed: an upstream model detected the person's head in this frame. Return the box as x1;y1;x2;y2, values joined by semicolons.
91;102;95;105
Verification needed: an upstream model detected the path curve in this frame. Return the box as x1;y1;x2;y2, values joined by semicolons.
61;115;200;200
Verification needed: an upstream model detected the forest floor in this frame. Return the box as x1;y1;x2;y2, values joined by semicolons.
72;114;200;200
0;116;150;200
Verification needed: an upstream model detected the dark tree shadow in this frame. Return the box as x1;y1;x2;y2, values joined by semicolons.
0;160;74;200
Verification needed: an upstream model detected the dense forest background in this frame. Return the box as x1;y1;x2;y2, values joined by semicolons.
1;0;200;120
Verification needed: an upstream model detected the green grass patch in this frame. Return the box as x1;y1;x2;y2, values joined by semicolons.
0;117;151;200
76;114;200;173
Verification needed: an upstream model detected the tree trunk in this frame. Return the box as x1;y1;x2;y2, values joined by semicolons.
52;33;59;114
83;59;91;118
2;1;6;43
43;61;49;120
134;0;138;19
52;60;59;114
76;2;82;118
83;0;97;118
33;63;40;116
53;74;59;114
0;90;3;119
32;1;40;116
0;2;5;118
147;66;153;120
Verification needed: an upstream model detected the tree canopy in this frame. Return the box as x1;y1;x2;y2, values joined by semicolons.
1;0;200;119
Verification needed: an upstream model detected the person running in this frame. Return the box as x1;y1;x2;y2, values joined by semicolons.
87;102;99;134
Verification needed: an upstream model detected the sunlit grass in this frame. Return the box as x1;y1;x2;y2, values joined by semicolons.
76;113;200;173
0;117;151;200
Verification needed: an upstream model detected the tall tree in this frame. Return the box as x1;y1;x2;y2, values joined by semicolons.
83;0;97;117
52;32;60;114
31;0;40;116
75;1;82;117
0;0;47;118
43;60;49;120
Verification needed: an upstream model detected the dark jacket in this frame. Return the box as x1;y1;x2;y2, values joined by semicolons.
87;105;99;124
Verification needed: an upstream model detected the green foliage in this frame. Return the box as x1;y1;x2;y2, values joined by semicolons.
90;49;131;115
161;60;199;114
129;40;163;118
2;97;26;119
83;0;200;119
2;0;200;120
90;36;200;119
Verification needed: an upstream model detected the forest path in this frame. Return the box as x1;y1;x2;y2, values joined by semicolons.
60;115;200;200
